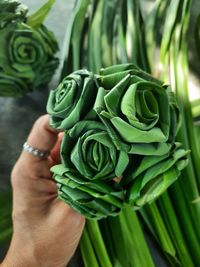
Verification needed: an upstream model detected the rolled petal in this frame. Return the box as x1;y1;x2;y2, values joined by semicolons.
99;63;163;88
97;111;172;156
126;144;190;208
51;164;125;220
47;70;99;130
60;120;129;181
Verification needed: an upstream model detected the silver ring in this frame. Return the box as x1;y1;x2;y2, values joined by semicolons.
23;142;50;158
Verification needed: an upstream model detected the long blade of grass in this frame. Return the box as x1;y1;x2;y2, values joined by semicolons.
27;0;55;28
157;0;200;265
160;0;182;62
86;220;113;267
141;202;177;263
101;0;119;67
112;1;128;64
101;216;129;267
191;98;200;119
87;0;104;72
99;219;123;267
145;0;170;73
121;205;155;267
157;192;194;267
80;226;100;267
61;0;90;76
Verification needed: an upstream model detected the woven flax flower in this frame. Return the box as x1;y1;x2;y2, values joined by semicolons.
0;0;59;97
47;64;189;219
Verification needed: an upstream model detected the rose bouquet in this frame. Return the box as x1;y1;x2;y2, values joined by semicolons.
47;63;189;219
0;0;59;97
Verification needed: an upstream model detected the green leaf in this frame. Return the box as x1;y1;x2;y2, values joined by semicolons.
126;145;189;207
87;0;104;72
61;0;90;75
86;220;113;267
119;205;155;267
52;164;125;220
80;227;100;267
160;0;182;61
0;190;12;245
27;0;56;28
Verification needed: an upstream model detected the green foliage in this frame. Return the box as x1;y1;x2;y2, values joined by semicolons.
61;0;150;76
59;0;200;266
27;0;55;28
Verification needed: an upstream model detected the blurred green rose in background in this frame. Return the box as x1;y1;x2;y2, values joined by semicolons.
0;22;58;96
0;0;59;97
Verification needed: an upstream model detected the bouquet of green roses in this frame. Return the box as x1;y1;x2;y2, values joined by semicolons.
47;63;189;219
0;0;59;97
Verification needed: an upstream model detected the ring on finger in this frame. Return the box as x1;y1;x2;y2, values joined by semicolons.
23;142;50;158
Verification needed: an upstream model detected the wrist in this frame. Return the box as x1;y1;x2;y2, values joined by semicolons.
2;240;67;267
1;254;35;267
2;240;38;267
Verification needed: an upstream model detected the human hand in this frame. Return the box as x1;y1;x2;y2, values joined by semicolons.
1;115;85;267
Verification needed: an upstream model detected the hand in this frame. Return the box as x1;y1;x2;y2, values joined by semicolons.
1;115;85;267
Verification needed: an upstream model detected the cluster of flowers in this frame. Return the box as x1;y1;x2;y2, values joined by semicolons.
0;0;59;97
47;63;189;219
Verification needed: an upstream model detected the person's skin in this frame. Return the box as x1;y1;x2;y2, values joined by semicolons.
1;115;85;267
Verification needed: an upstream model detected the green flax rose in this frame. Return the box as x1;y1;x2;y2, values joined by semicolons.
0;0;59;97
51;120;129;219
124;143;189;208
0;22;58;96
47;65;189;219
59;120;129;180
47;70;100;130
95;63;180;156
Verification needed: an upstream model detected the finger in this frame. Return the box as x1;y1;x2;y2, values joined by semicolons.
50;132;64;164
21;115;59;162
